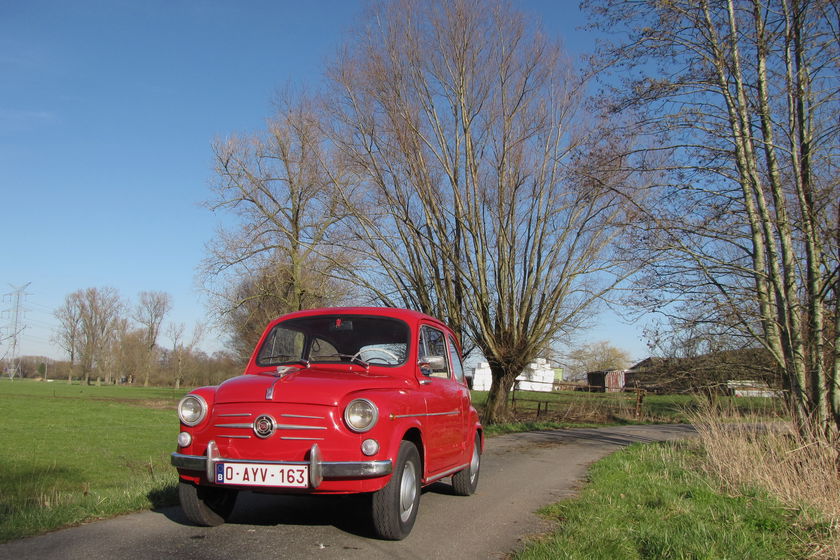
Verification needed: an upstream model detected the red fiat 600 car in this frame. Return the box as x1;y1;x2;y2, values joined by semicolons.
171;307;482;540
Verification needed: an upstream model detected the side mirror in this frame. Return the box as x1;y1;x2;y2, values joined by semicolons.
418;355;446;376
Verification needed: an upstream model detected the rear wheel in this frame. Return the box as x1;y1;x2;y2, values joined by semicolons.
371;441;421;540
178;480;238;527
452;433;480;496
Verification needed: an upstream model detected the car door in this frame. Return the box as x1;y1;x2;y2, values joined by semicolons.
446;333;473;463
417;324;463;473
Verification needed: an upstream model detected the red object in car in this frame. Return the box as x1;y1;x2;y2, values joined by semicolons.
172;307;483;540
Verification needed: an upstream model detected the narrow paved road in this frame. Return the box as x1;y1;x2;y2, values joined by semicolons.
0;424;694;560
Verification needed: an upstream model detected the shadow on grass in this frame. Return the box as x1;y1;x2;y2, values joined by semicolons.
147;483;178;509
500;424;698;449
0;460;87;508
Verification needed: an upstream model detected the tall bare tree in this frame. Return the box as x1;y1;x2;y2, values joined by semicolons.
167;322;204;390
327;0;633;422
584;0;840;433
55;287;124;384
132;291;172;386
54;293;82;383
204;93;353;352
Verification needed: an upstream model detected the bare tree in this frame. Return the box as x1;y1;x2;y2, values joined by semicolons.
564;341;632;380
132;291;172;386
167;322;205;390
327;0;633;422
54;293;83;383
204;92;353;348
115;327;147;385
217;259;350;360
55;287;124;384
584;0;840;433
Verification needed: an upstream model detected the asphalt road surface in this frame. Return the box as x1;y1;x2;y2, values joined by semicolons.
0;424;695;560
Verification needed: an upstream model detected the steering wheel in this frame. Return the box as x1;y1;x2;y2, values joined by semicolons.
352;347;401;364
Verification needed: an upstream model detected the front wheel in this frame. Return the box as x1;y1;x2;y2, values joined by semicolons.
371;441;421;540
452;433;480;496
178;480;238;527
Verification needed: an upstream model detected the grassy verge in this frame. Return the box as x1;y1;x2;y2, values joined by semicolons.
0;379;184;543
516;441;830;559
470;389;786;425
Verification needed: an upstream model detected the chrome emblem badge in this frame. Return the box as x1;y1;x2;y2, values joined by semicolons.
253;414;275;438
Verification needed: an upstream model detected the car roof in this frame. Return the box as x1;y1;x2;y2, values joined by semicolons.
269;307;449;328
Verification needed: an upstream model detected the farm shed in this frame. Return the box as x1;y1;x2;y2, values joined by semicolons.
725;380;781;398
586;369;628;392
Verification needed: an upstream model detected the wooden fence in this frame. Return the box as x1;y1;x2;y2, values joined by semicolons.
508;379;647;419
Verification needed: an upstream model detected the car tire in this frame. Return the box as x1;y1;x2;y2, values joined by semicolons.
178;480;238;527
371;440;421;540
451;433;480;496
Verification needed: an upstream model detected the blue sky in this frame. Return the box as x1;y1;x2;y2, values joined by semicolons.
1;1;650;364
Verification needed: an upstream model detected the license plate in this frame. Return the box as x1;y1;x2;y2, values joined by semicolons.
215;462;309;488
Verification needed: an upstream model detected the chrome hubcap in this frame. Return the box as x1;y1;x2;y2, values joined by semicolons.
399;461;417;523
469;443;480;484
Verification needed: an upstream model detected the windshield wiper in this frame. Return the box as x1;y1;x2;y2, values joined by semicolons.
274;359;310;373
260;353;295;362
257;358;310;373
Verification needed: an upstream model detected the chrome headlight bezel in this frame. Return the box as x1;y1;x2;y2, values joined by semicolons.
178;394;208;427
344;398;378;433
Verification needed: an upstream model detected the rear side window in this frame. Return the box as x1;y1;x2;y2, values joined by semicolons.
447;335;465;383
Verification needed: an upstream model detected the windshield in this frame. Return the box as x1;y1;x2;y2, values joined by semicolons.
256;314;410;367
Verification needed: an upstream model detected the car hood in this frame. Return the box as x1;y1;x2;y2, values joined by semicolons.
214;367;407;406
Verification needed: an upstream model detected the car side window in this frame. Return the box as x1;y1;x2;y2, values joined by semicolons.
419;326;450;379
447;335;465;383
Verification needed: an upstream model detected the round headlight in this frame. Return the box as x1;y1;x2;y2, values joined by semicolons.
178;395;207;426
344;398;378;433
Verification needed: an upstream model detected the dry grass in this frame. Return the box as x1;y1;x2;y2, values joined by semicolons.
689;403;840;558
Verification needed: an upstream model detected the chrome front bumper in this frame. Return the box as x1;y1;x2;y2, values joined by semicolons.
171;441;392;489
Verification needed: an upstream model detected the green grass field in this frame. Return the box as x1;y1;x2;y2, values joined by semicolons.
0;379;184;542
515;441;826;560
1;378;800;554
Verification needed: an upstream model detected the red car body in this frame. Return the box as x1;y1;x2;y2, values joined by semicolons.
172;307;482;539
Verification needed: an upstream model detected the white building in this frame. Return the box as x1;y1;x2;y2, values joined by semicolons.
470;358;558;392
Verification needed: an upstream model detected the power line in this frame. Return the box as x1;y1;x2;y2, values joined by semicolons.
2;282;31;379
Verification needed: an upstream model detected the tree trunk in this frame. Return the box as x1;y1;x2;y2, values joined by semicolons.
483;363;520;424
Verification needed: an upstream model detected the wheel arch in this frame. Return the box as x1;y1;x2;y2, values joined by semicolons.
401;426;425;478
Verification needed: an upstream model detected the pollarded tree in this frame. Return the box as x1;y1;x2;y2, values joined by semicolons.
328;0;634;423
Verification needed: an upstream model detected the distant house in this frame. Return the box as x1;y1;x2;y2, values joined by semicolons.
585;349;782;395
471;358;558;392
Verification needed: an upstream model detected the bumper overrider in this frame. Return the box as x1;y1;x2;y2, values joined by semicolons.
171;441;392;489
